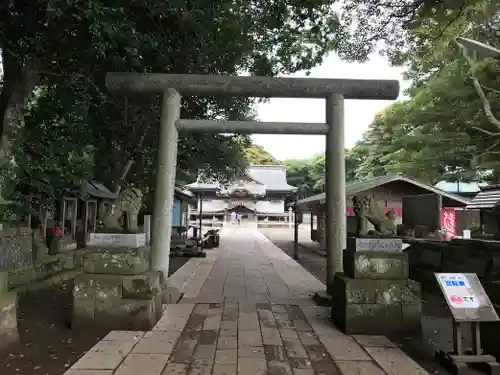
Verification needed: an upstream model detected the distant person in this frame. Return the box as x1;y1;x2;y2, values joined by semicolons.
230;211;236;224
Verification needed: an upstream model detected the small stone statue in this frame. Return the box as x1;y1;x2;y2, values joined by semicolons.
352;196;369;237
353;195;397;236
99;187;143;232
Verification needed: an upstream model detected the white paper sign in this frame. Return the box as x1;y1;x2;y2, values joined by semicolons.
88;233;146;248
351;238;403;252
438;273;479;309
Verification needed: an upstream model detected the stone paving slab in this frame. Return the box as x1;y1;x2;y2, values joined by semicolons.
64;228;430;375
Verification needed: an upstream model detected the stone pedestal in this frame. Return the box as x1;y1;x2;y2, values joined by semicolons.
0;269;18;346
72;233;163;331
331;237;421;335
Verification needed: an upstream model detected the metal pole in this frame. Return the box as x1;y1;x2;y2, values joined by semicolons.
150;89;181;277
198;193;203;249
310;209;314;237
325;93;346;294
294;193;299;260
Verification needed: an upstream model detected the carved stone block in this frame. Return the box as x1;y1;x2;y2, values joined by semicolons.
87;233;146;248
343;249;409;279
82;246;149;275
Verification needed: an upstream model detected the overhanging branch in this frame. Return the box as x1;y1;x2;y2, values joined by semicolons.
456;40;500;134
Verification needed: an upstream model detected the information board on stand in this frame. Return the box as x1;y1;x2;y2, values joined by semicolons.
435;273;498;322
434;272;500;375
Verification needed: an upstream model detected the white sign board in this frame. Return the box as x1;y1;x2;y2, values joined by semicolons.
348;238;403;252
88;233;146;248
437;273;479;309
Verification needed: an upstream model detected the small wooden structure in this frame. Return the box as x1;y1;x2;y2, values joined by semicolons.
295;174;471;247
465;185;500;237
20;179;117;250
75;181;118;245
141;186;196;242
172;187;196;240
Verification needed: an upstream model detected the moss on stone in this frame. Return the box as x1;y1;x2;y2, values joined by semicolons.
343;250;408;279
82;246;149;275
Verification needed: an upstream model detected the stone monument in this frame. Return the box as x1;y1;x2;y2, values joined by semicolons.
0;269;17;346
72;187;164;330
331;196;421;334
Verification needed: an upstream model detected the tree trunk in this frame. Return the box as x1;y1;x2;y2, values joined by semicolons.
0;49;40;203
113;132;147;195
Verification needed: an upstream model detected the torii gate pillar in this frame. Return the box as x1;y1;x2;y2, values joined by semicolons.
325;94;346;293
150;89;181;275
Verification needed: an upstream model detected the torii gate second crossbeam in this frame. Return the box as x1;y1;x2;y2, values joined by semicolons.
106;73;400;294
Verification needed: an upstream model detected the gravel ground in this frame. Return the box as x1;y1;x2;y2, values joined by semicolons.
0;256;189;375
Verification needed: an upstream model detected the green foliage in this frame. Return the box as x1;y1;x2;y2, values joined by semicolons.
284;157;317;198
244;144;280;165
2;0;349;203
283;151;360;197
342;1;500;185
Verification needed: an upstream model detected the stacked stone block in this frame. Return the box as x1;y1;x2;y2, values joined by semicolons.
0;269;18;345
72;233;163;330
331;237;422;335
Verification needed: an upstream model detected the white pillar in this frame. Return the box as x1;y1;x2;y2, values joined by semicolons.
150;89;181;277
144;215;151;245
325;93;346;294
288;207;293;228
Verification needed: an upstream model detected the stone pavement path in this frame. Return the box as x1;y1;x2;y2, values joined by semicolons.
64;228;430;375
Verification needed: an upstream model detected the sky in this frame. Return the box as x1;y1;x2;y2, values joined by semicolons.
252;53;410;161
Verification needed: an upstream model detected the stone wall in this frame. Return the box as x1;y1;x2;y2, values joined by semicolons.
0;228;33;271
405;238;500;284
0;227;84;289
404;238;500;362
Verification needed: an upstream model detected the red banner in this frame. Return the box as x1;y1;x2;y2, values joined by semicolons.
345;207;403;217
441;208;456;240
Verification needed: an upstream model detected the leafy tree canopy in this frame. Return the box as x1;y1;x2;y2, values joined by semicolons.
245;144;281;165
1;0;353;206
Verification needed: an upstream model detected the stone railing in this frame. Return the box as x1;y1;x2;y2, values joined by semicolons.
405;238;500;285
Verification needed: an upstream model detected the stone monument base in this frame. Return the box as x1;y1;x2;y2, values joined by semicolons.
72;237;164;331
0;270;18;346
331;237;422;335
331;274;421;334
72;271;163;330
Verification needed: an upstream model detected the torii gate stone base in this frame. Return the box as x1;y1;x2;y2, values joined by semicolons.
71;73;399;330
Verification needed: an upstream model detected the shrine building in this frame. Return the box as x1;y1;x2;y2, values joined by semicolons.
185;165;297;224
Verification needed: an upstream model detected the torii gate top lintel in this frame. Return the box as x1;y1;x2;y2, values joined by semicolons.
106;72;399;100
116;70;400;289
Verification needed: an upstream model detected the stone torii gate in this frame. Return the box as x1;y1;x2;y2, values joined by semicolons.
105;73;399;293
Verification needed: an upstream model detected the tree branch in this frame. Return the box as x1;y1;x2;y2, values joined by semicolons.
472;126;500;136
457;40;500;133
114;128;147;195
481;84;500;96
